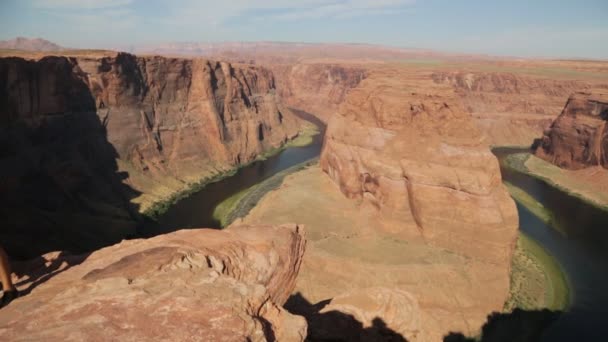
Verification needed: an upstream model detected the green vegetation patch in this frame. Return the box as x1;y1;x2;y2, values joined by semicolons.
143;121;320;220
256;121;320;161
503;181;566;234
143;168;237;220
213;158;319;227
505;233;570;311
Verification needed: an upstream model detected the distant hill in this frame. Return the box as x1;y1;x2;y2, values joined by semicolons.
0;37;64;51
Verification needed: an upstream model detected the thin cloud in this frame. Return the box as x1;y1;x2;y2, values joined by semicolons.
161;0;416;26
30;0;134;9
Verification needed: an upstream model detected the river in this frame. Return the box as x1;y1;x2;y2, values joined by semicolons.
149;109;326;234
493;147;608;341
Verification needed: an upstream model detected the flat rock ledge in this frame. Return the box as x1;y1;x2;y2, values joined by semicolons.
0;224;307;342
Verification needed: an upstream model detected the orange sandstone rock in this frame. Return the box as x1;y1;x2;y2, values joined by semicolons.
0;224;307;341
535;92;608;169
321;69;519;265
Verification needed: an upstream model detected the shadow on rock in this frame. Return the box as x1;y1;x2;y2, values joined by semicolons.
0;56;144;261
11;251;90;296
285;292;408;341
0;56;148;298
444;308;561;342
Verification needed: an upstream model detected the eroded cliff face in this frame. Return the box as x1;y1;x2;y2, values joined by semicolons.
0;53;300;257
270;63;367;122
535;92;608;169
432;71;595;146
0;224;307;341
321;69;519;265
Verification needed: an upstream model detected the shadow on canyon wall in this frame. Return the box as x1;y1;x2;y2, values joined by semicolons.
285;292;408;341
0;56;144;291
444;308;562;342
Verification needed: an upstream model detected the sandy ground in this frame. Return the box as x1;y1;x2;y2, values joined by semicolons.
238;165;512;341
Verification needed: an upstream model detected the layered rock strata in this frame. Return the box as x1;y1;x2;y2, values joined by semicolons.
432;71;597;146
271;63;367;122
0;53;300;257
535;92;608;169
0;224;307;341
321;70;519;264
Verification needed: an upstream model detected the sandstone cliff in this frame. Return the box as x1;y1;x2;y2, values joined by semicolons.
321;69;519;265
432;71;596;146
535;92;608;169
0;224;307;341
0;53;300;258
271;63;367;122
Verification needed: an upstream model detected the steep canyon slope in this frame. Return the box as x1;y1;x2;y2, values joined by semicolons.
431;70;606;146
270;63;367;122
0;52;300;258
535;92;608;169
321;69;519;264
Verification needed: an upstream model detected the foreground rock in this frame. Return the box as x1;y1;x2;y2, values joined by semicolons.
0;224;307;341
0;52;300;258
535;92;608;169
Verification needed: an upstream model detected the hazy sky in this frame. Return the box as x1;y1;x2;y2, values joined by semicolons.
1;0;607;58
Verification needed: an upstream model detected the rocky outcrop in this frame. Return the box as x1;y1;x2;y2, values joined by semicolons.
0;224;307;341
321;70;519;265
432;71;597;146
535;92;608;169
0;53;300;258
271;63;367;122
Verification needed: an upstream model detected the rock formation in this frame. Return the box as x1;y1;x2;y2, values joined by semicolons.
535;92;608;169
241;67;519;340
321;69;519;264
0;224;307;341
271;63;367;122
432;71;598;146
0;53;300;258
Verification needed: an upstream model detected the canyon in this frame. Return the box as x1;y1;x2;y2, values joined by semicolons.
1;40;608;341
0;52;301;258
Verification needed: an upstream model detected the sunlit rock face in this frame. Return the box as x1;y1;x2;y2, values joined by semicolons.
535;92;608;169
0;224;307;342
321;69;518;265
0;53;300;258
432;71;596;146
271;63;367;122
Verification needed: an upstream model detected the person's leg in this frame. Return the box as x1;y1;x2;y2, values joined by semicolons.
0;247;15;292
0;246;18;308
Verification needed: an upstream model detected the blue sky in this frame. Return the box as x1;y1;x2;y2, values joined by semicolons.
0;0;607;58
